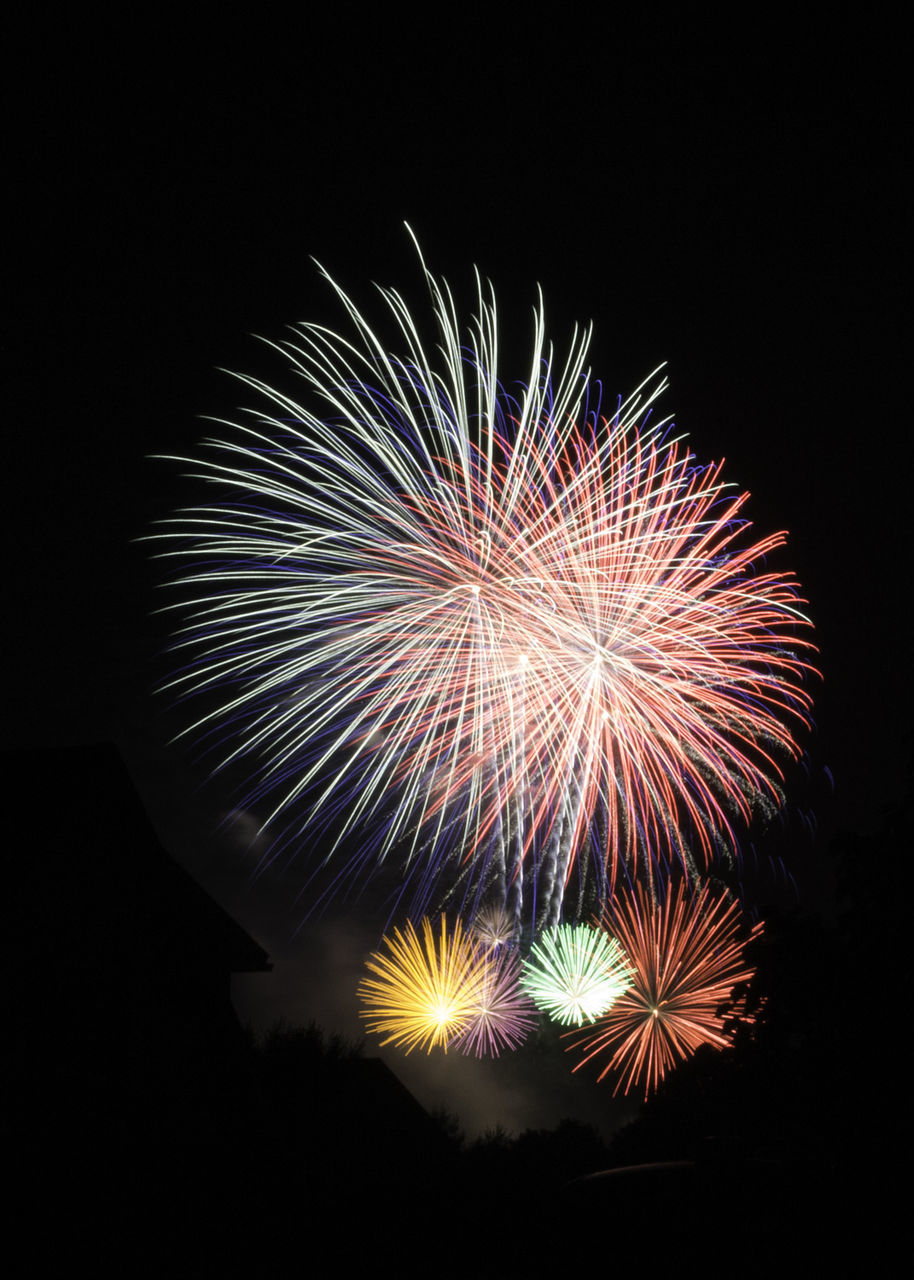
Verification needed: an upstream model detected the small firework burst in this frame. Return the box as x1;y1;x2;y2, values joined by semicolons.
520;924;633;1026
568;881;761;1097
455;945;537;1058
471;903;519;951
357;915;484;1054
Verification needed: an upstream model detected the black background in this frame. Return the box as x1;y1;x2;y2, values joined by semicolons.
5;9;909;1148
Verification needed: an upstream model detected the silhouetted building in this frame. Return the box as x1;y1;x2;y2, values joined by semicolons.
3;741;271;1149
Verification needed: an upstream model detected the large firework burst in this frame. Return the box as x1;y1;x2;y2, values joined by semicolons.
568;882;762;1098
157;230;816;924
520;923;633;1026
357;915;485;1054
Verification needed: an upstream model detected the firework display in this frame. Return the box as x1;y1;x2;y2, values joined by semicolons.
159;233;815;927
471;903;518;950
161;232;816;1093
455;944;537;1058
520;924;633;1026
358;915;485;1054
567;882;762;1097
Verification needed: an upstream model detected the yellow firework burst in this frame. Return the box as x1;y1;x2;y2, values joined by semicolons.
358;915;487;1053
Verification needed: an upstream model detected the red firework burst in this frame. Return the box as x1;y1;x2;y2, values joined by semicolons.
568;882;762;1098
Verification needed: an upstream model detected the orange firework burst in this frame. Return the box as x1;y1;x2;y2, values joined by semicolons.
568;882;761;1098
358;915;487;1054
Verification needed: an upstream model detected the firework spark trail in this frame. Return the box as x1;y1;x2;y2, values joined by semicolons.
567;881;762;1097
157;231;816;922
520;923;633;1026
538;768;587;929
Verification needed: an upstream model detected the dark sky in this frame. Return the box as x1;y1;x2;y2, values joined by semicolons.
6;14;909;1135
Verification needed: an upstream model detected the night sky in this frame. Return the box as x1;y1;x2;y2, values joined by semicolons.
6;14;909;1141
